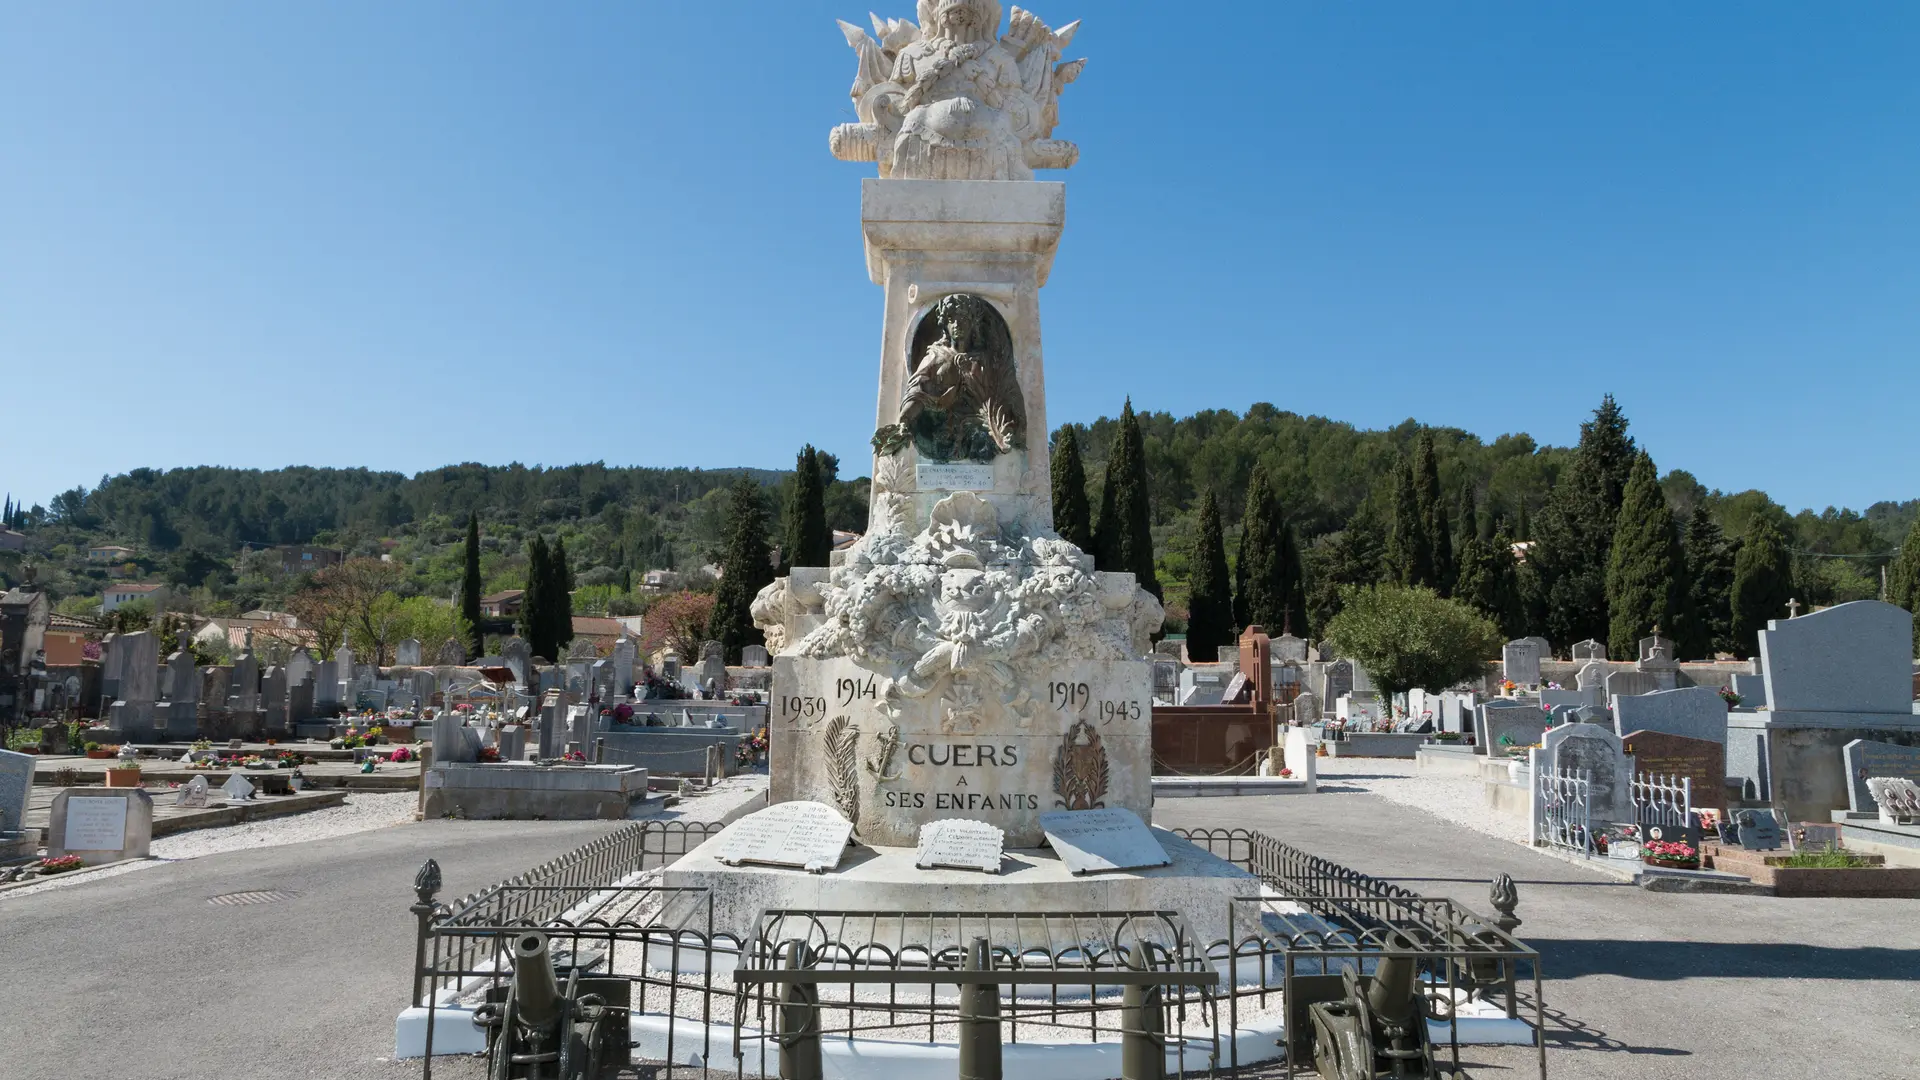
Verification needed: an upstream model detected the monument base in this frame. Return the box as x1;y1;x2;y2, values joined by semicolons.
422;762;650;820
660;825;1256;945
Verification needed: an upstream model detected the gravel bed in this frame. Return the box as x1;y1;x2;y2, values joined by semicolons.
1313;757;1531;846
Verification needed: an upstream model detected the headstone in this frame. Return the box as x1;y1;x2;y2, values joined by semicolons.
0;748;32;836
1038;808;1171;874
1732;808;1782;851
1623;729;1727;810
395;639;423;667
741;644;770;668
1285;725;1318;791
1272;633;1309;664
1635;634;1679;689
1480;701;1549;754
1576;661;1608;708
1604;669;1662;702
48;789;153;865
1729;672;1767;708
498;724;527;762
1841;739;1920;814
1611;686;1729;744
231;649;260;713
221;773;256;802
566;704;592;754
288;677;315;725
915;819;1005;873
501;638;533;688
1323;660;1354;705
612;637;637;696
1293;690;1320;725
715;801;853;873
436;638;467;666
432;711;478;764
1758;601;1916;716
106;631;160;738
696;641;728;691
261;666;289;734
1502;639;1545;687
286;647;315;690
538;693;564;758
1348;657;1374;693
175;775;210;808
1866;777;1920;824
1543;723;1633;825
165;650;199;711
1571;639;1607;662
314;659;340;708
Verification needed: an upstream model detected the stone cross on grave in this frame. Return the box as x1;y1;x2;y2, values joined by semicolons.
1787;598;1802;619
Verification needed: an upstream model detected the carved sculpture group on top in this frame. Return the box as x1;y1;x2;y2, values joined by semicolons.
873;293;1026;463
831;2;1085;181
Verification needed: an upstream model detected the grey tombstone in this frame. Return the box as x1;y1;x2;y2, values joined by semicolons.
590;659;614;701
1729;671;1767;708
1038;808;1171;874
498;724;527;762
1604;669;1661;701
1841;739;1920;813
395;639;423;667
231;648;259;714
432;711;478;765
501;638;533;688
1324;660;1354;705
538;694;564;759
565;704;592;755
1480;701;1549;755
1570;639;1607;662
175;775;210;808
333;647;355;701
1576;661;1609;709
915;819;1005;873
1272;633;1309;664
261;666;289;735
97;631;123;704
436;638;467;666
613;637;637;696
1611;686;1728;744
286;647;315;690
107;631;160;739
1294;690;1321;725
565;661;590;696
48;789;154;865
288;677;315;725
0;749;32;837
741;644;770;668
715;801;853;873
1543;722;1633;825
696;642;728;693
1502;639;1545;688
221;773;256;802
1732;808;1782;851
1635;634;1680;690
201;666;233;717
1758;601;1915;716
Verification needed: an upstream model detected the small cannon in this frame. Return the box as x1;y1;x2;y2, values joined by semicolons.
1307;937;1449;1080
474;931;630;1080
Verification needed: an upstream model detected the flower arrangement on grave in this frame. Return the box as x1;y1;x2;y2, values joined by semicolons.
476;746;502;764
1279;767;1294;778
562;750;587;763
1433;731;1462;742
1642;841;1699;869
38;855;83;875
360;759;377;773
1717;687;1741;708
191;739;213;751
388;745;414;764
1500;679;1518;695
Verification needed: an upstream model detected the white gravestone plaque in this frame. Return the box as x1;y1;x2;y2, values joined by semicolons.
716;801;853;874
222;773;256;803
65;797;130;853
915;819;1004;873
176;776;210;808
915;463;994;491
1039;808;1170;875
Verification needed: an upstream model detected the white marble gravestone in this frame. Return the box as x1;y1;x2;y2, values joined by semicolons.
715;801;853;873
48;789;153;865
175;775;210;808
0;748;32;837
1039;808;1170;874
221;773;256;802
914;818;1004;873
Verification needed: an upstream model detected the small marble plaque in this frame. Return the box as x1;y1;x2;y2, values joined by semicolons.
915;819;1004;873
716;801;853;874
176;776;210;808
1039;808;1170;875
222;773;256;803
915;463;994;491
65;797;130;852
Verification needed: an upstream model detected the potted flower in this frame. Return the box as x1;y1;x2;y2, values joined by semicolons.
105;761;143;788
191;738;213;752
1643;841;1700;870
84;742;117;760
1500;679;1518;698
1717;687;1741;708
388;745;414;764
476;746;502;764
38;855;83;875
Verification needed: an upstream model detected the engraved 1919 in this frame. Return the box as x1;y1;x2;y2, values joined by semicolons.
1049;681;1091;712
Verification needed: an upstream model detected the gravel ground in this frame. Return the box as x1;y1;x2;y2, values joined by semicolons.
1312;755;1531;845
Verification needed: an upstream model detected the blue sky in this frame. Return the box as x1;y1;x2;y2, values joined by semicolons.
3;3;1915;513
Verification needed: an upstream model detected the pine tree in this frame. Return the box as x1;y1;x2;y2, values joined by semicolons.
1675;512;1734;661
1235;466;1306;635
1605;451;1683;658
519;534;549;656
1185;490;1236;661
706;475;775;663
547;535;574;655
1385;458;1431;587
1531;395;1637;647
1884;517;1920;657
1305;506;1387;631
782;445;831;572
1456;529;1525;638
1093;400;1161;598
461;513;484;659
1051;427;1094;551
1413;431;1453;595
1730;511;1794;659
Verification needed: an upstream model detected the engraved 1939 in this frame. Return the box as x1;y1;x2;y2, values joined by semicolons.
780;696;828;722
836;674;880;707
1049;681;1090;712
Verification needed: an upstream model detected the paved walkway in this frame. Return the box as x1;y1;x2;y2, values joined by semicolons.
1156;791;1920;1080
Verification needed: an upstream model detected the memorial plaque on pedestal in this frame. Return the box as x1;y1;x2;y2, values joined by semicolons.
716;801;853;874
914;819;1004;873
48;789;153;865
1039;808;1170;875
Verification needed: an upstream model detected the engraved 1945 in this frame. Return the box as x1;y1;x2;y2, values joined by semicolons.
835;674;880;707
1049;681;1091;712
1099;700;1143;724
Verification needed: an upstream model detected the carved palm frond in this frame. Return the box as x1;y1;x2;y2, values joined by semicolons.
824;716;861;828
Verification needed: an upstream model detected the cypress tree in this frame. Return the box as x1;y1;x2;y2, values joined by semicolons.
1730;512;1794;658
1675;512;1735;661
547;535;574;655
782;445;831;572
1455;483;1480;549
1413;431;1454;595
1884;517;1920;657
1532;395;1637;647
1605;451;1683;658
1093;400;1161;598
1051;427;1094;551
706;475;775;663
1235;466;1307;635
1456;529;1525;638
1305;505;1387;631
461;513;484;659
1185;489;1235;662
519;535;549;656
1385;458;1431;587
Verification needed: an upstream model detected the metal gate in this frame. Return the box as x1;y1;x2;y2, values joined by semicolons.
1536;765;1594;855
1631;772;1693;835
